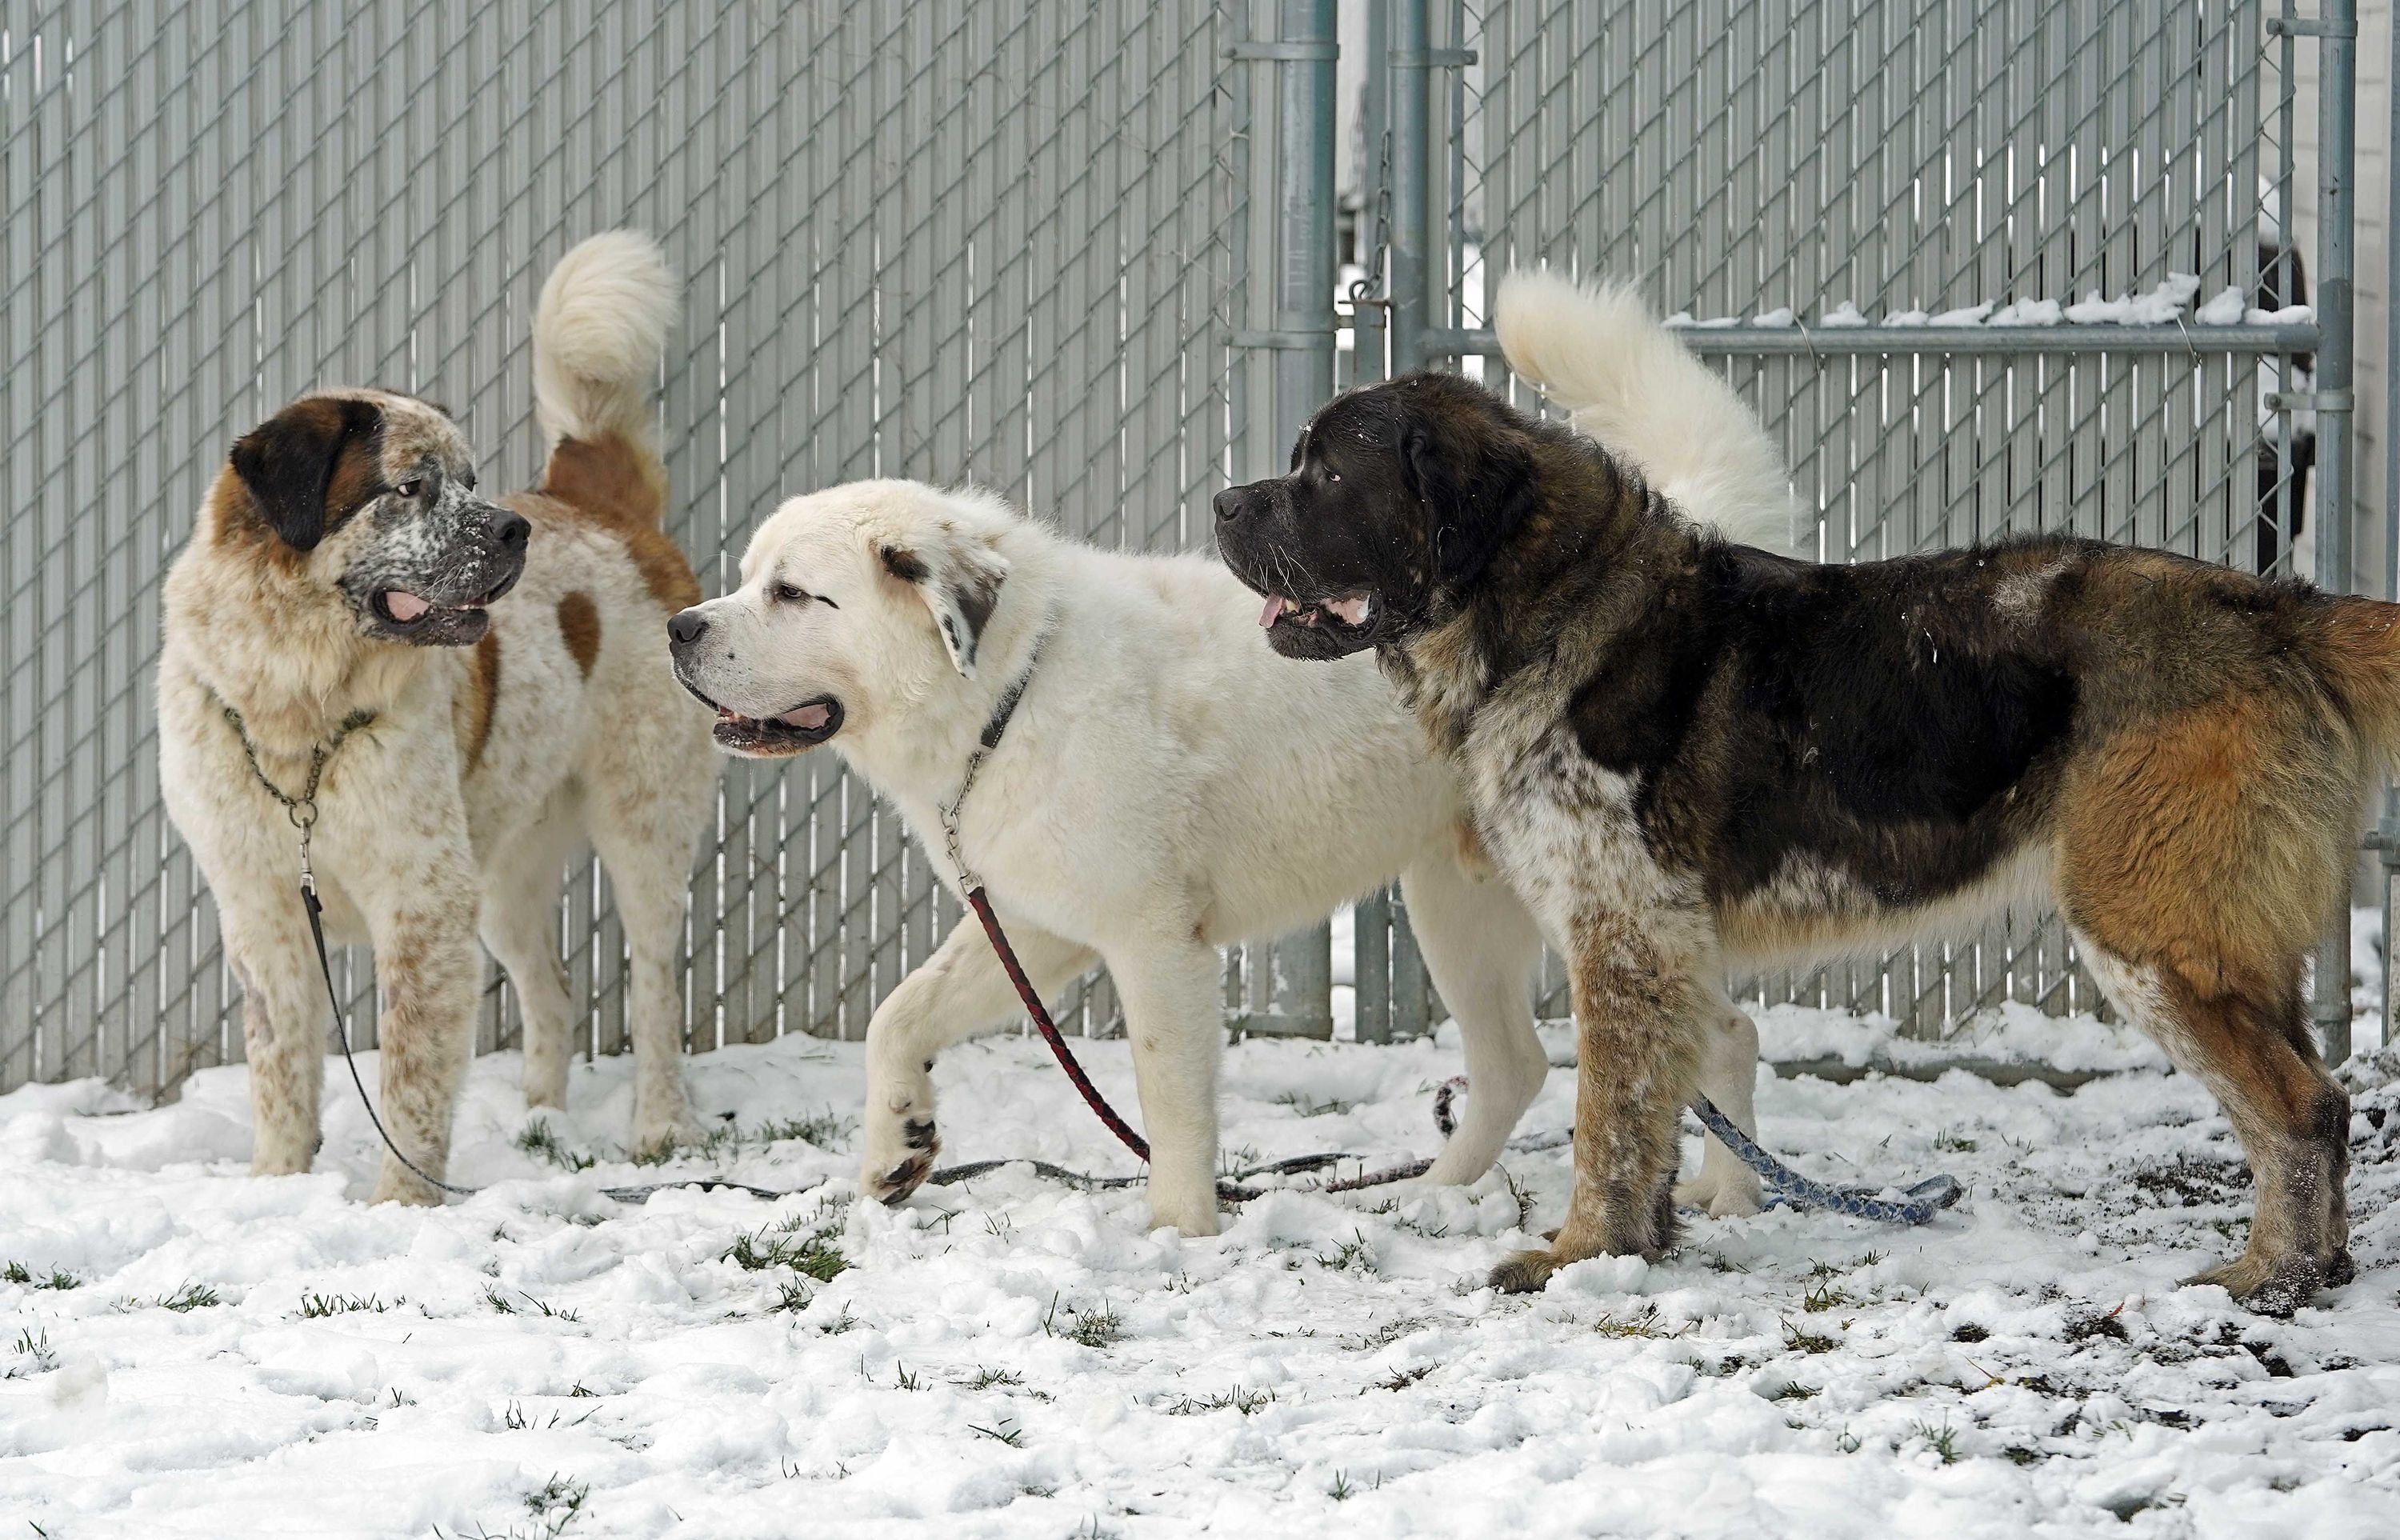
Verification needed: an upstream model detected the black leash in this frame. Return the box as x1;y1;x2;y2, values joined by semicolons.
220;698;812;1208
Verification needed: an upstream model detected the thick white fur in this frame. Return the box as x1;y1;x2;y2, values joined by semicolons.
674;305;1796;1232
1496;268;1810;557
533;230;678;449
158;233;714;1200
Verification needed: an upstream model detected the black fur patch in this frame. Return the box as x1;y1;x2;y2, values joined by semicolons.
228;397;384;552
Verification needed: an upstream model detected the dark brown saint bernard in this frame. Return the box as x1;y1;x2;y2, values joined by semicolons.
1214;370;2390;1314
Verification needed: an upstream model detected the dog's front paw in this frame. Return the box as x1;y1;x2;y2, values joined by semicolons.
859;1113;941;1206
630;1079;696;1161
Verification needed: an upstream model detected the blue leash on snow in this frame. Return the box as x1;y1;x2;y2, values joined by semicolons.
1687;1094;1962;1226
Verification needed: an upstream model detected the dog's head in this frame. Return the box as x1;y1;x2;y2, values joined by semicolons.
1213;372;1538;660
221;391;529;646
666;479;1013;758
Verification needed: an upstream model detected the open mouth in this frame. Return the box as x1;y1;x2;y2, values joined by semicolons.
1258;590;1375;633
373;571;519;632
682;680;846;756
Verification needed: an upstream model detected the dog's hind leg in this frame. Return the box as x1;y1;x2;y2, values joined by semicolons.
861;914;1098;1206
1106;939;1227;1237
2075;936;2350;1315
1401;851;1546;1186
479;789;586;1116
586;790;708;1161
1674;977;1766;1218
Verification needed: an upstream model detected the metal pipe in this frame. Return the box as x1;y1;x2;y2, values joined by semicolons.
1386;0;1431;372
1266;0;1338;1040
1422;322;2325;358
2308;0;2361;1067
1354;0;1389;388
2385;0;2400;1057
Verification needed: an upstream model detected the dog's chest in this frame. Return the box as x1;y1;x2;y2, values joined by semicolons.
1463;712;1690;935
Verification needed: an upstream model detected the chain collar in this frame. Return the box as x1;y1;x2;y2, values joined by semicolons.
936;626;1049;891
218;701;378;894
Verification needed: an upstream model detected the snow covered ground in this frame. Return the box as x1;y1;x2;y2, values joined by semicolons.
3;1002;2397;1538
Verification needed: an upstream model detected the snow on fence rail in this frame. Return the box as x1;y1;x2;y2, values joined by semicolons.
0;0;2361;1098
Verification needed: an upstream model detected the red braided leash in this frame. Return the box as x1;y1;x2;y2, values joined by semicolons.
966;886;1151;1162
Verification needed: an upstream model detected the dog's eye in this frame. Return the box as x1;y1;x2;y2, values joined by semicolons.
774;582;810;606
394;479;423;499
1330;472;1342;482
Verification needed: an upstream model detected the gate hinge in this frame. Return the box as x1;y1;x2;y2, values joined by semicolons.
2266;15;2357;38
1223;41;1338;62
2265;388;2354;412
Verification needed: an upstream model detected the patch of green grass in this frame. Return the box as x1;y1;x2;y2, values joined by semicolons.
1377;1365;1433;1392
1781;1318;1839;1354
1592;1304;1678;1340
1910;1418;1962;1464
522;1474;589;1538
1351;1316;1430;1350
1276;1091;1353;1118
1167;1384;1276;1415
514;1291;581;1322
158;1282;219;1313
754;1110;853;1150
514;1122;596;1173
11;1266;83;1291
1218;1143;1262;1178
817;1305;860;1336
1933;1128;1979;1154
1066;1306;1124;1350
7;1326;56;1378
301;1291;399;1318
1314;1230;1377;1274
1801;1279;1858;1314
969;1419;1025;1446
723;1215;848;1283
892;1361;924;1391
967;1366;1024;1390
1767;1379;1818;1402
1951;1322;1990;1344
1328;1470;1354;1502
486;1288;518;1315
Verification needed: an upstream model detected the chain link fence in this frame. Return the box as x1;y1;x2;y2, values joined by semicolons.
0;0;2366;1098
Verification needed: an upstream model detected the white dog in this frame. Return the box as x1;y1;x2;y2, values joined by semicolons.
158;233;715;1198
666;275;1796;1233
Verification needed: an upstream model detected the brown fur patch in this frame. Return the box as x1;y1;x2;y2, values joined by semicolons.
557;591;602;678
459;630;502;773
2057;693;2346;1002
535;432;700;612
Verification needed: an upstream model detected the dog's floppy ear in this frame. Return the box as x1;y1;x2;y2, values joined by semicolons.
229;397;386;553
1400;415;1528;590
880;531;1010;677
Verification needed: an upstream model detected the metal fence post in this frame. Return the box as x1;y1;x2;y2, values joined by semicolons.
2384;0;2400;1058
1386;0;1433;374
1254;0;1339;1040
2314;0;2359;1067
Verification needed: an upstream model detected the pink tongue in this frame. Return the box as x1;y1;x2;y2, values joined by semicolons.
384;591;431;622
778;702;832;732
1258;594;1286;628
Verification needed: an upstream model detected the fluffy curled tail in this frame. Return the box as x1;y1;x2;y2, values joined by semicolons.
532;230;676;452
1494;269;1807;556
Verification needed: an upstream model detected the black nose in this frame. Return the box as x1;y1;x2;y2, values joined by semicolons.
668;609;709;646
1214;487;1245;523
493;511;531;550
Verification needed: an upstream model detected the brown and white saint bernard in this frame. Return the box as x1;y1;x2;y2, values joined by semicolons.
158;232;716;1200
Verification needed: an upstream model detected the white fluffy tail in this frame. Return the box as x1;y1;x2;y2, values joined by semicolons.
532;230;677;450
1495;269;1808;556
